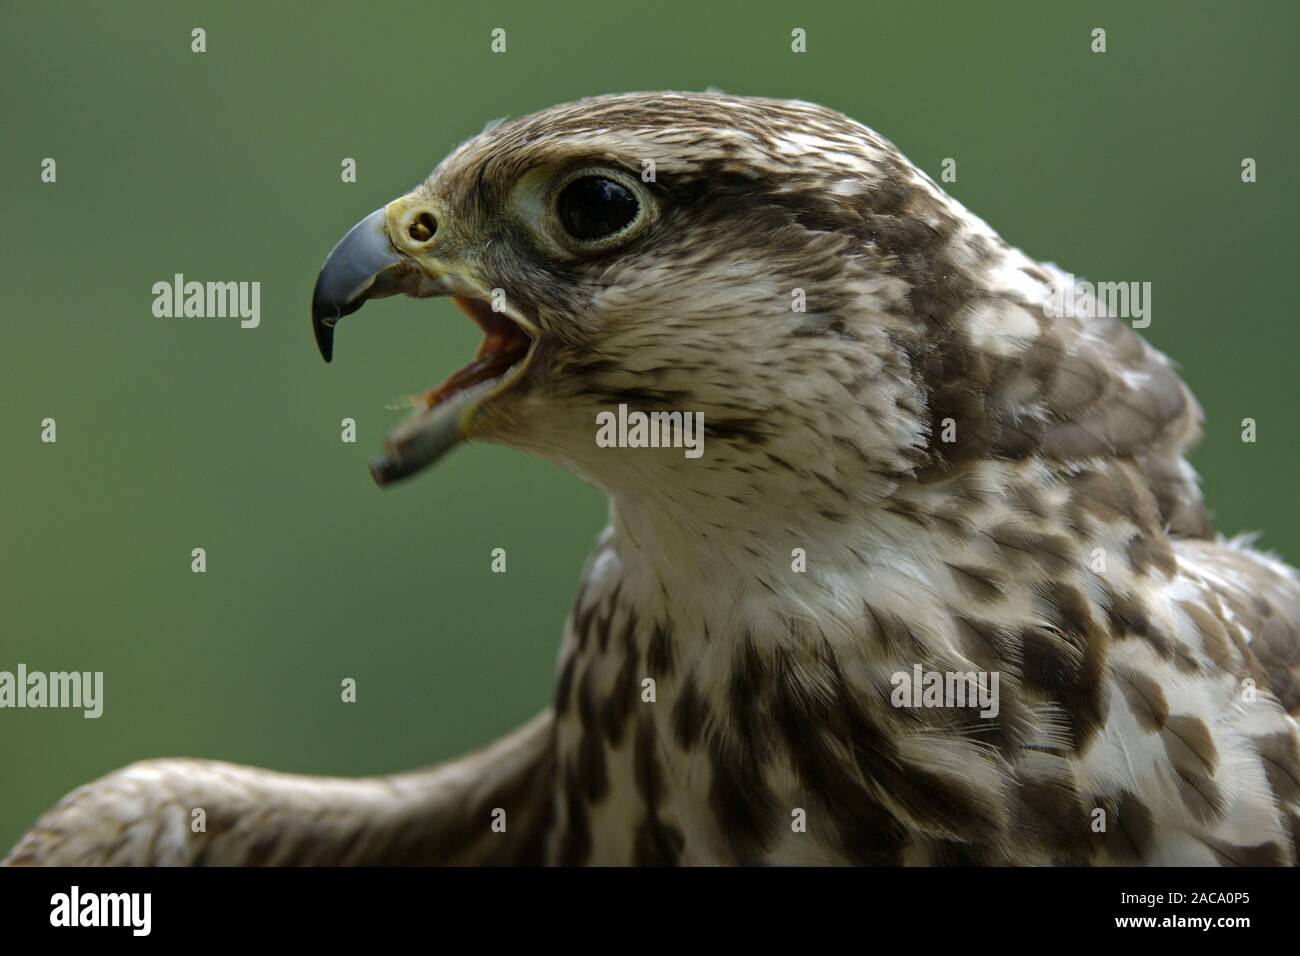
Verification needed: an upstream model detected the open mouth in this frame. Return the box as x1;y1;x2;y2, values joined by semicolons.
311;204;541;487
422;296;535;411
369;295;538;486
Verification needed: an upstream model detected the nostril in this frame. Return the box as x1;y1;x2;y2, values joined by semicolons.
408;212;437;243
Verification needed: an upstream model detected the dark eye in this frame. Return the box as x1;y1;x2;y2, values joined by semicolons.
557;176;640;242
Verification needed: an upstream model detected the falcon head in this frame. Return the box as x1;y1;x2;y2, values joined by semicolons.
310;91;1200;535
313;92;944;498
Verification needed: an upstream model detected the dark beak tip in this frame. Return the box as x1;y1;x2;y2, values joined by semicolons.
310;276;342;364
309;206;402;366
311;310;336;363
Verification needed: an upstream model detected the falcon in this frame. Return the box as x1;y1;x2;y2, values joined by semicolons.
8;92;1299;866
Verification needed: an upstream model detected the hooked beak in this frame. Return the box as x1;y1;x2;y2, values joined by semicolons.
311;207;417;363
311;202;538;486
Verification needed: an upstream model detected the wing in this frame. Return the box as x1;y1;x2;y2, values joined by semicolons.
3;710;555;866
1175;537;1300;715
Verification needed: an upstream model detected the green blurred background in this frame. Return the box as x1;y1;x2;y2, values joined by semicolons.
2;1;1296;851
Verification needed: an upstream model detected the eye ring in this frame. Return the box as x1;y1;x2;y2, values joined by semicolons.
551;168;650;251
